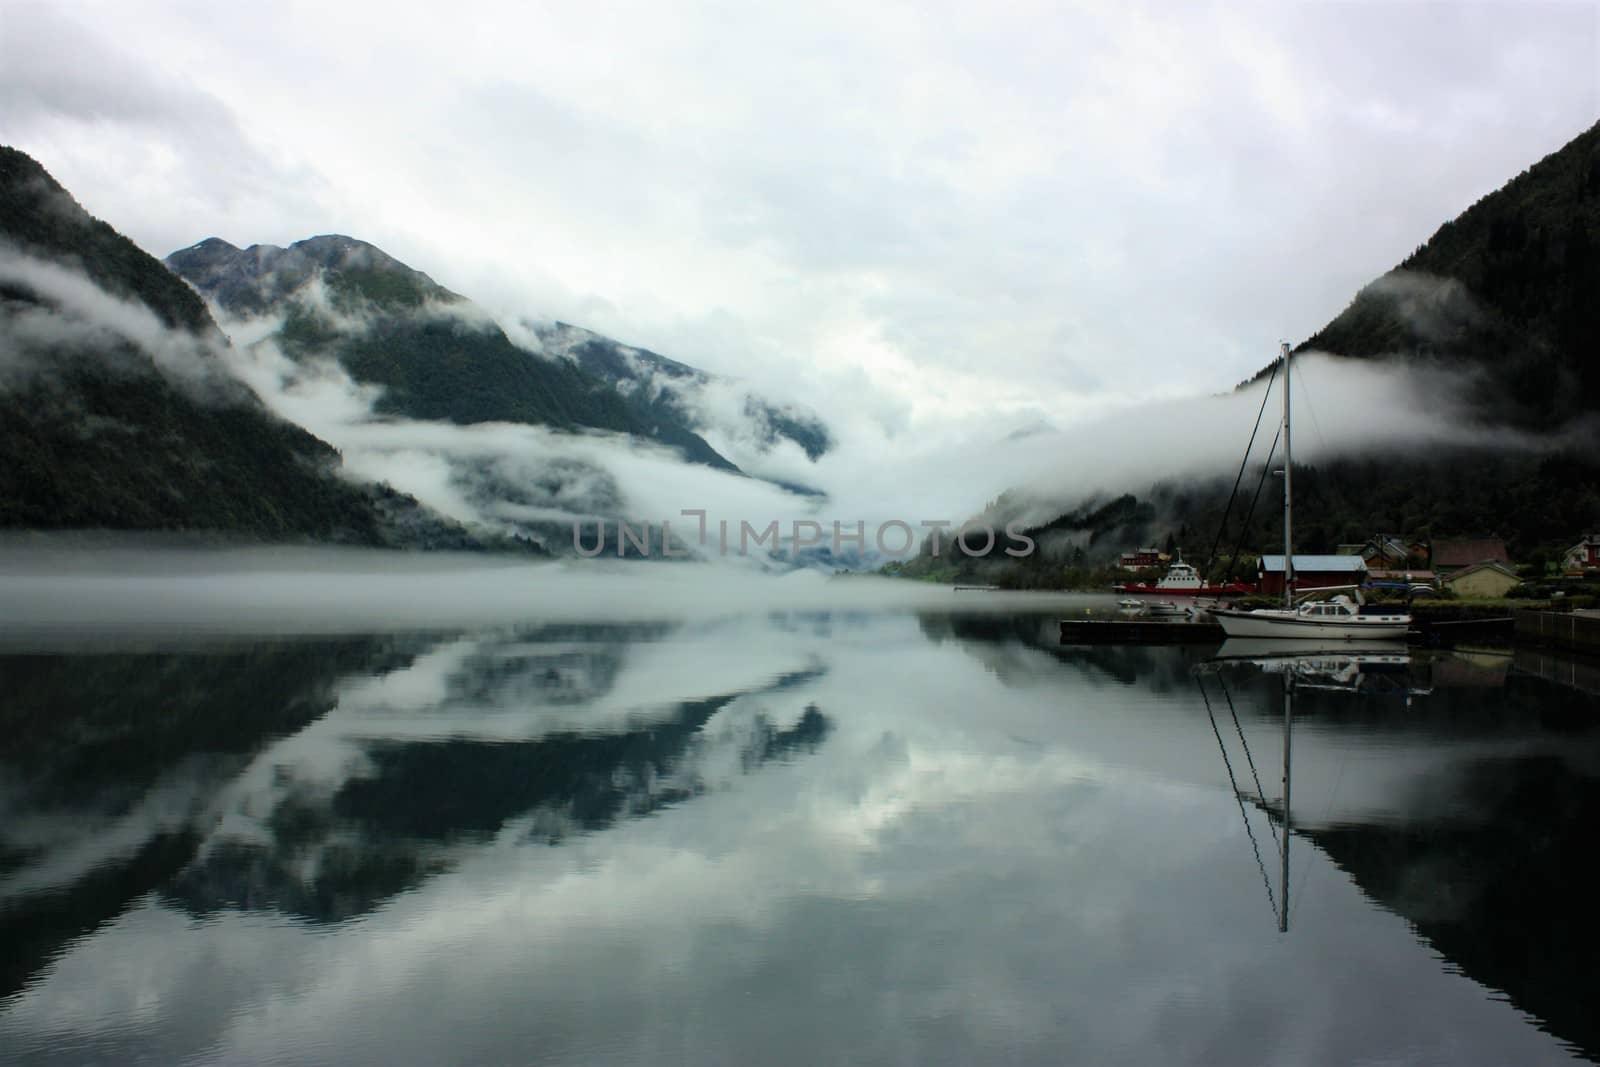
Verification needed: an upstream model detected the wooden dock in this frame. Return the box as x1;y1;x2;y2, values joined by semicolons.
1059;619;1224;644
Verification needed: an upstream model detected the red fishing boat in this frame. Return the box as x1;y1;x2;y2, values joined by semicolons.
1114;557;1255;598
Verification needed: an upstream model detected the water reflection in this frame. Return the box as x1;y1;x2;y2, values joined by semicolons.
0;610;1596;1065
163;633;830;923
0;636;424;997
929;613;1600;1061
1207;646;1600;1062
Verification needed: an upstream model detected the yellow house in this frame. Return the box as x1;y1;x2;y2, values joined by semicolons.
1442;561;1522;599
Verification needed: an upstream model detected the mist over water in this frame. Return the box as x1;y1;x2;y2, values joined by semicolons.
0;544;1098;636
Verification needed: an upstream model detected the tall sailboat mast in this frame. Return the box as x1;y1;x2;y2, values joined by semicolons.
1281;342;1293;610
1279;341;1295;928
1209;341;1411;638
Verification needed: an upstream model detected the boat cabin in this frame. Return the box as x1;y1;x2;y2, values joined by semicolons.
1156;561;1203;588
1300;600;1356;619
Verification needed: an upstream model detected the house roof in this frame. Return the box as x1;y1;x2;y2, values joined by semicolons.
1432;538;1509;567
1337;539;1415;562
1259;555;1367;573
1442;561;1520;584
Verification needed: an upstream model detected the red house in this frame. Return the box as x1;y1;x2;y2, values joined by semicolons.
1119;547;1165;571
1565;534;1600;571
1258;554;1368;596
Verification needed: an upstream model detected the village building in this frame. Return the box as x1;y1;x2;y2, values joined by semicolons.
1431;538;1510;574
1442;561;1522;599
1563;533;1600;573
1257;554;1367;596
1337;536;1426;569
1118;547;1166;571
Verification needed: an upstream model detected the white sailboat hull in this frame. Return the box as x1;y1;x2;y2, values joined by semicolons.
1210;608;1411;640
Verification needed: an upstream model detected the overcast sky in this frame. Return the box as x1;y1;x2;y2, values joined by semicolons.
2;0;1597;439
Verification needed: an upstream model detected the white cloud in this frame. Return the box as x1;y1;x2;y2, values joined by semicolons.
2;0;1595;439
0;244;243;399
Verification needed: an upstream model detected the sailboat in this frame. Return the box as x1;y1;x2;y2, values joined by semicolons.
1210;344;1413;641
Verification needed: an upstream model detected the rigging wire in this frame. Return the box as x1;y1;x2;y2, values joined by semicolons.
1290;738;1352;920
1217;674;1281;863
1222;421;1282;585
1197;674;1280;925
1203;361;1280;578
1293;357;1330;459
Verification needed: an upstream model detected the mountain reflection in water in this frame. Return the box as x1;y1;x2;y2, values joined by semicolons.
0;609;1596;1066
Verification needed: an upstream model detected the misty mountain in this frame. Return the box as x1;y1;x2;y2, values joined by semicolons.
163;233;836;553
1256;118;1600;429
166;235;828;478
905;120;1600;583
0;147;510;548
532;319;833;469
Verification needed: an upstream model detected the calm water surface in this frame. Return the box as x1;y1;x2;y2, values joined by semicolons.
2;609;1597;1065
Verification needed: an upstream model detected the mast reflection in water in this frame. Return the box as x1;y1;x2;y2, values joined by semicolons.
1197;640;1434;934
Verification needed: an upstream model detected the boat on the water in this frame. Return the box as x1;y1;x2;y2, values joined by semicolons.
1114;557;1254;598
1208;343;1413;641
1210;589;1411;640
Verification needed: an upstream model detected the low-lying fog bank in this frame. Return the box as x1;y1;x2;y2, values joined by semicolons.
0;542;1100;636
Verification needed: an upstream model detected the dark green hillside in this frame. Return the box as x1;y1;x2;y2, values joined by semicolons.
755;398;834;462
0;147;211;332
903;446;1598;588
169;237;740;471
325;315;738;471
167;234;458;318
906;121;1600;585
548;322;835;461
1259;120;1600;428
0;147;505;547
3;337;368;537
